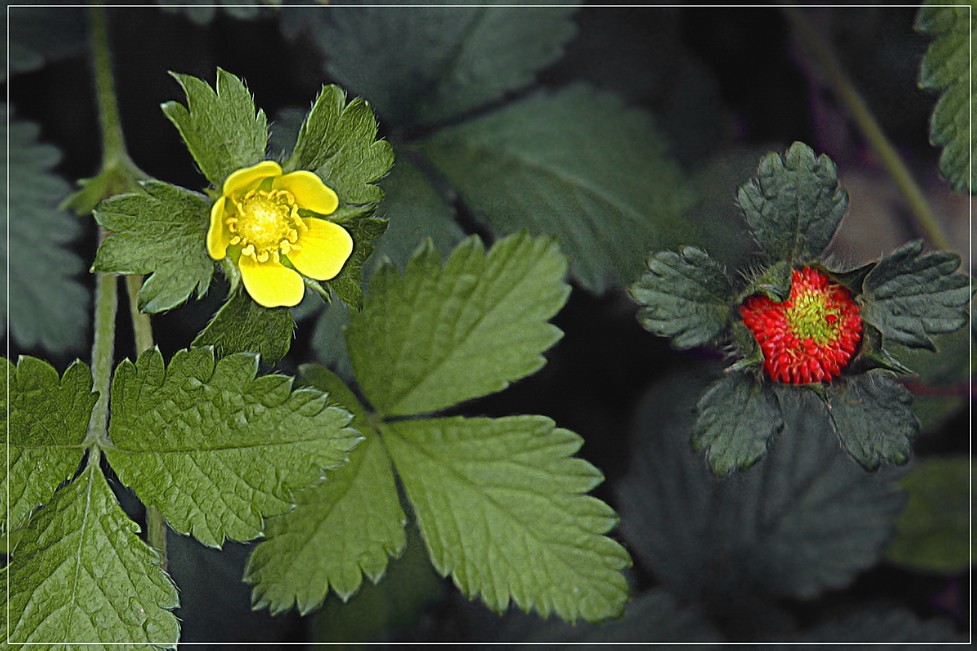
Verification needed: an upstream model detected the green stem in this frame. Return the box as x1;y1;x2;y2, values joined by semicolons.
126;276;155;356
89;6;167;567
85;260;118;451
783;6;952;250
90;6;127;167
124;275;167;566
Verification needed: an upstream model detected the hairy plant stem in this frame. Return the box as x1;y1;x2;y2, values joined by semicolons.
125;276;167;566
783;6;952;251
89;6;167;567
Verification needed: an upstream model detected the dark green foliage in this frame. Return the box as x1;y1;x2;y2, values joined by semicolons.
192;289;294;364
692;372;783;475
631;246;734;349
1;111;90;353
859;240;972;349
824;371;918;471
422;85;692;293
737;142;848;263
620;371;906;606
296;2;580;128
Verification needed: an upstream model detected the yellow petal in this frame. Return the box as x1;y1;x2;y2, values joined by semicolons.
223;161;283;196
273;171;339;215
239;255;306;308
289;218;353;281
207;196;230;260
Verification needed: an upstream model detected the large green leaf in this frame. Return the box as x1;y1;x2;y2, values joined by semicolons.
0;463;179;647
104;348;360;547
383;416;630;623
823;371;918;471
619;368;905;609
859;240;971;349
161;69;268;187
93;181;214;313
691;371;783;476
422;85;692;292
0;110;89;353
285;84;394;206
917;1;976;193
245;365;406;614
630;246;734;349
736;142;848;263
886;456;971;574
347;234;569;417
192;288;294;364
290;1;579;128
0;357;96;533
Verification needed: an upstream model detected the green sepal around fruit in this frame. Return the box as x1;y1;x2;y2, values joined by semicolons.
630;245;734;350
736;141;848;264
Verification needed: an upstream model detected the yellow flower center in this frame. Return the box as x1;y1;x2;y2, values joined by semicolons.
227;189;307;263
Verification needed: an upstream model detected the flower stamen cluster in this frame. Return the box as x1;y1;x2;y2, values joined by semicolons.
228;189;306;263
740;267;862;384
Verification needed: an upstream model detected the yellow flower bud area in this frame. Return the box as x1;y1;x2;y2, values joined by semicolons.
205;160;352;308
228;189;307;264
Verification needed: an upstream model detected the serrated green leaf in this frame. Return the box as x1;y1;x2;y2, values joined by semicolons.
192;289;293;364
860;240;971;349
246;365;406;614
161;68;268;187
347;234;570;417
3;6;87;81
0;109;89;353
691;372;783;475
285;84;393;206
323;214;388;311
620;368;906;606
0;357;96;533
369;157;465;276
917;2;976;193
736;142;848;263
886;456;971;574
104;348;360;548
294;2;578;128
824;371;918;471
383;416;630;623
630;246;733;349
0;463;179;647
93;181;214;312
422;85;692;293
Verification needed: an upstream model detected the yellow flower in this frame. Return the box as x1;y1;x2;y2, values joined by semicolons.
207;161;353;308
